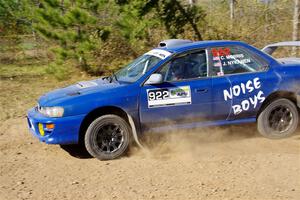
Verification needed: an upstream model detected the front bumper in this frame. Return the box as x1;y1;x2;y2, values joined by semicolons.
297;95;300;108
27;107;85;144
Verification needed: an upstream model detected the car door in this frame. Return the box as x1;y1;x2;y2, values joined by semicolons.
208;45;270;120
139;49;213;131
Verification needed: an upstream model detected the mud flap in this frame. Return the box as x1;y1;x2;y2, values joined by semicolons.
127;114;145;149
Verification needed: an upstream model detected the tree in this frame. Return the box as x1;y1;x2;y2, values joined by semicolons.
116;0;205;41
32;0;206;75
34;0;111;71
0;0;33;35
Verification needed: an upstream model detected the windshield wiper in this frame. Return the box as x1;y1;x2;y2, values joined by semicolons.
110;73;118;83
102;76;110;80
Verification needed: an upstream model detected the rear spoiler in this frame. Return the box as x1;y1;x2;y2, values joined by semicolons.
262;41;300;55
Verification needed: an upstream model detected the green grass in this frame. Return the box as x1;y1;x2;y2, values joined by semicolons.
20;42;36;50
0;64;47;78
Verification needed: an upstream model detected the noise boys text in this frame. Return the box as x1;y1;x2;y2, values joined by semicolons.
223;77;265;115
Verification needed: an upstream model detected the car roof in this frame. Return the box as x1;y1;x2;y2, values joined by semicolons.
157;40;248;53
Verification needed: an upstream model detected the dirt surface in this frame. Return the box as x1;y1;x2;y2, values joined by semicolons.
0;69;300;200
0;119;299;200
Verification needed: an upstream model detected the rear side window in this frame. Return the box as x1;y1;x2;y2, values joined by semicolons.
209;46;268;76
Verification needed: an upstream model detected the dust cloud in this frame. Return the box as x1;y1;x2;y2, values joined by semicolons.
130;124;259;159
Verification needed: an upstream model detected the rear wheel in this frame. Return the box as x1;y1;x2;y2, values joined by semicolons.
257;98;298;139
84;114;131;160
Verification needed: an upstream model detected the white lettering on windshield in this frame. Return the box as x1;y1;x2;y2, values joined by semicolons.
145;49;172;59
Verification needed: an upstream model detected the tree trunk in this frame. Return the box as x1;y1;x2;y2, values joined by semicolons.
264;0;270;43
174;0;203;40
229;0;235;35
188;0;195;7
229;0;234;20
292;0;300;56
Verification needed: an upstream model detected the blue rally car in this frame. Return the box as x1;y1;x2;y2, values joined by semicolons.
27;39;300;160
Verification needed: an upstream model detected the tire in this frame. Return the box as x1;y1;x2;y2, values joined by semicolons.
257;98;299;139
84;114;131;160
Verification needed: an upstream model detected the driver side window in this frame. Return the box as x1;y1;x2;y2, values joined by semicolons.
158;50;207;82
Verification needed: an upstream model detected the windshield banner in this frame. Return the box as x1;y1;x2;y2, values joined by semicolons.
145;49;172;60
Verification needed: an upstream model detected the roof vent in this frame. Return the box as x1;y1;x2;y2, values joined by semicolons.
158;39;193;48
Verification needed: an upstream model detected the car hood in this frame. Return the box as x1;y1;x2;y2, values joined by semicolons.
38;77;121;106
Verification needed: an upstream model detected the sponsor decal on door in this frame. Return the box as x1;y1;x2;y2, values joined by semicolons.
147;86;191;108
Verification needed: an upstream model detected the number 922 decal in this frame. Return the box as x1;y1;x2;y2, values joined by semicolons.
147;86;191;108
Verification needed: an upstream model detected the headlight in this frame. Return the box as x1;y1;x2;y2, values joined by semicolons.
39;106;64;117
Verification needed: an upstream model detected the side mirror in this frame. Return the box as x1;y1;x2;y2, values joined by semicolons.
145;73;163;85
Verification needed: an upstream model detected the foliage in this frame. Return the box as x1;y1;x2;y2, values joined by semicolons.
31;0;207;75
0;0;299;80
200;0;295;47
34;0;111;72
0;0;34;35
115;0;206;50
45;62;70;81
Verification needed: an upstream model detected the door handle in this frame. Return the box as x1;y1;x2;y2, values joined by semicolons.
195;88;208;93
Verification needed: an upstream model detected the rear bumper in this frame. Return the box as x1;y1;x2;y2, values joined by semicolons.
297;95;300;108
27;107;85;144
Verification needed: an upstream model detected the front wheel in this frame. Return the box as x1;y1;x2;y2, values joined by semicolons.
84;114;131;160
257;98;299;139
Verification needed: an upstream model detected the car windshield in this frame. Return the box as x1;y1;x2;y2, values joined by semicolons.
115;49;171;83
